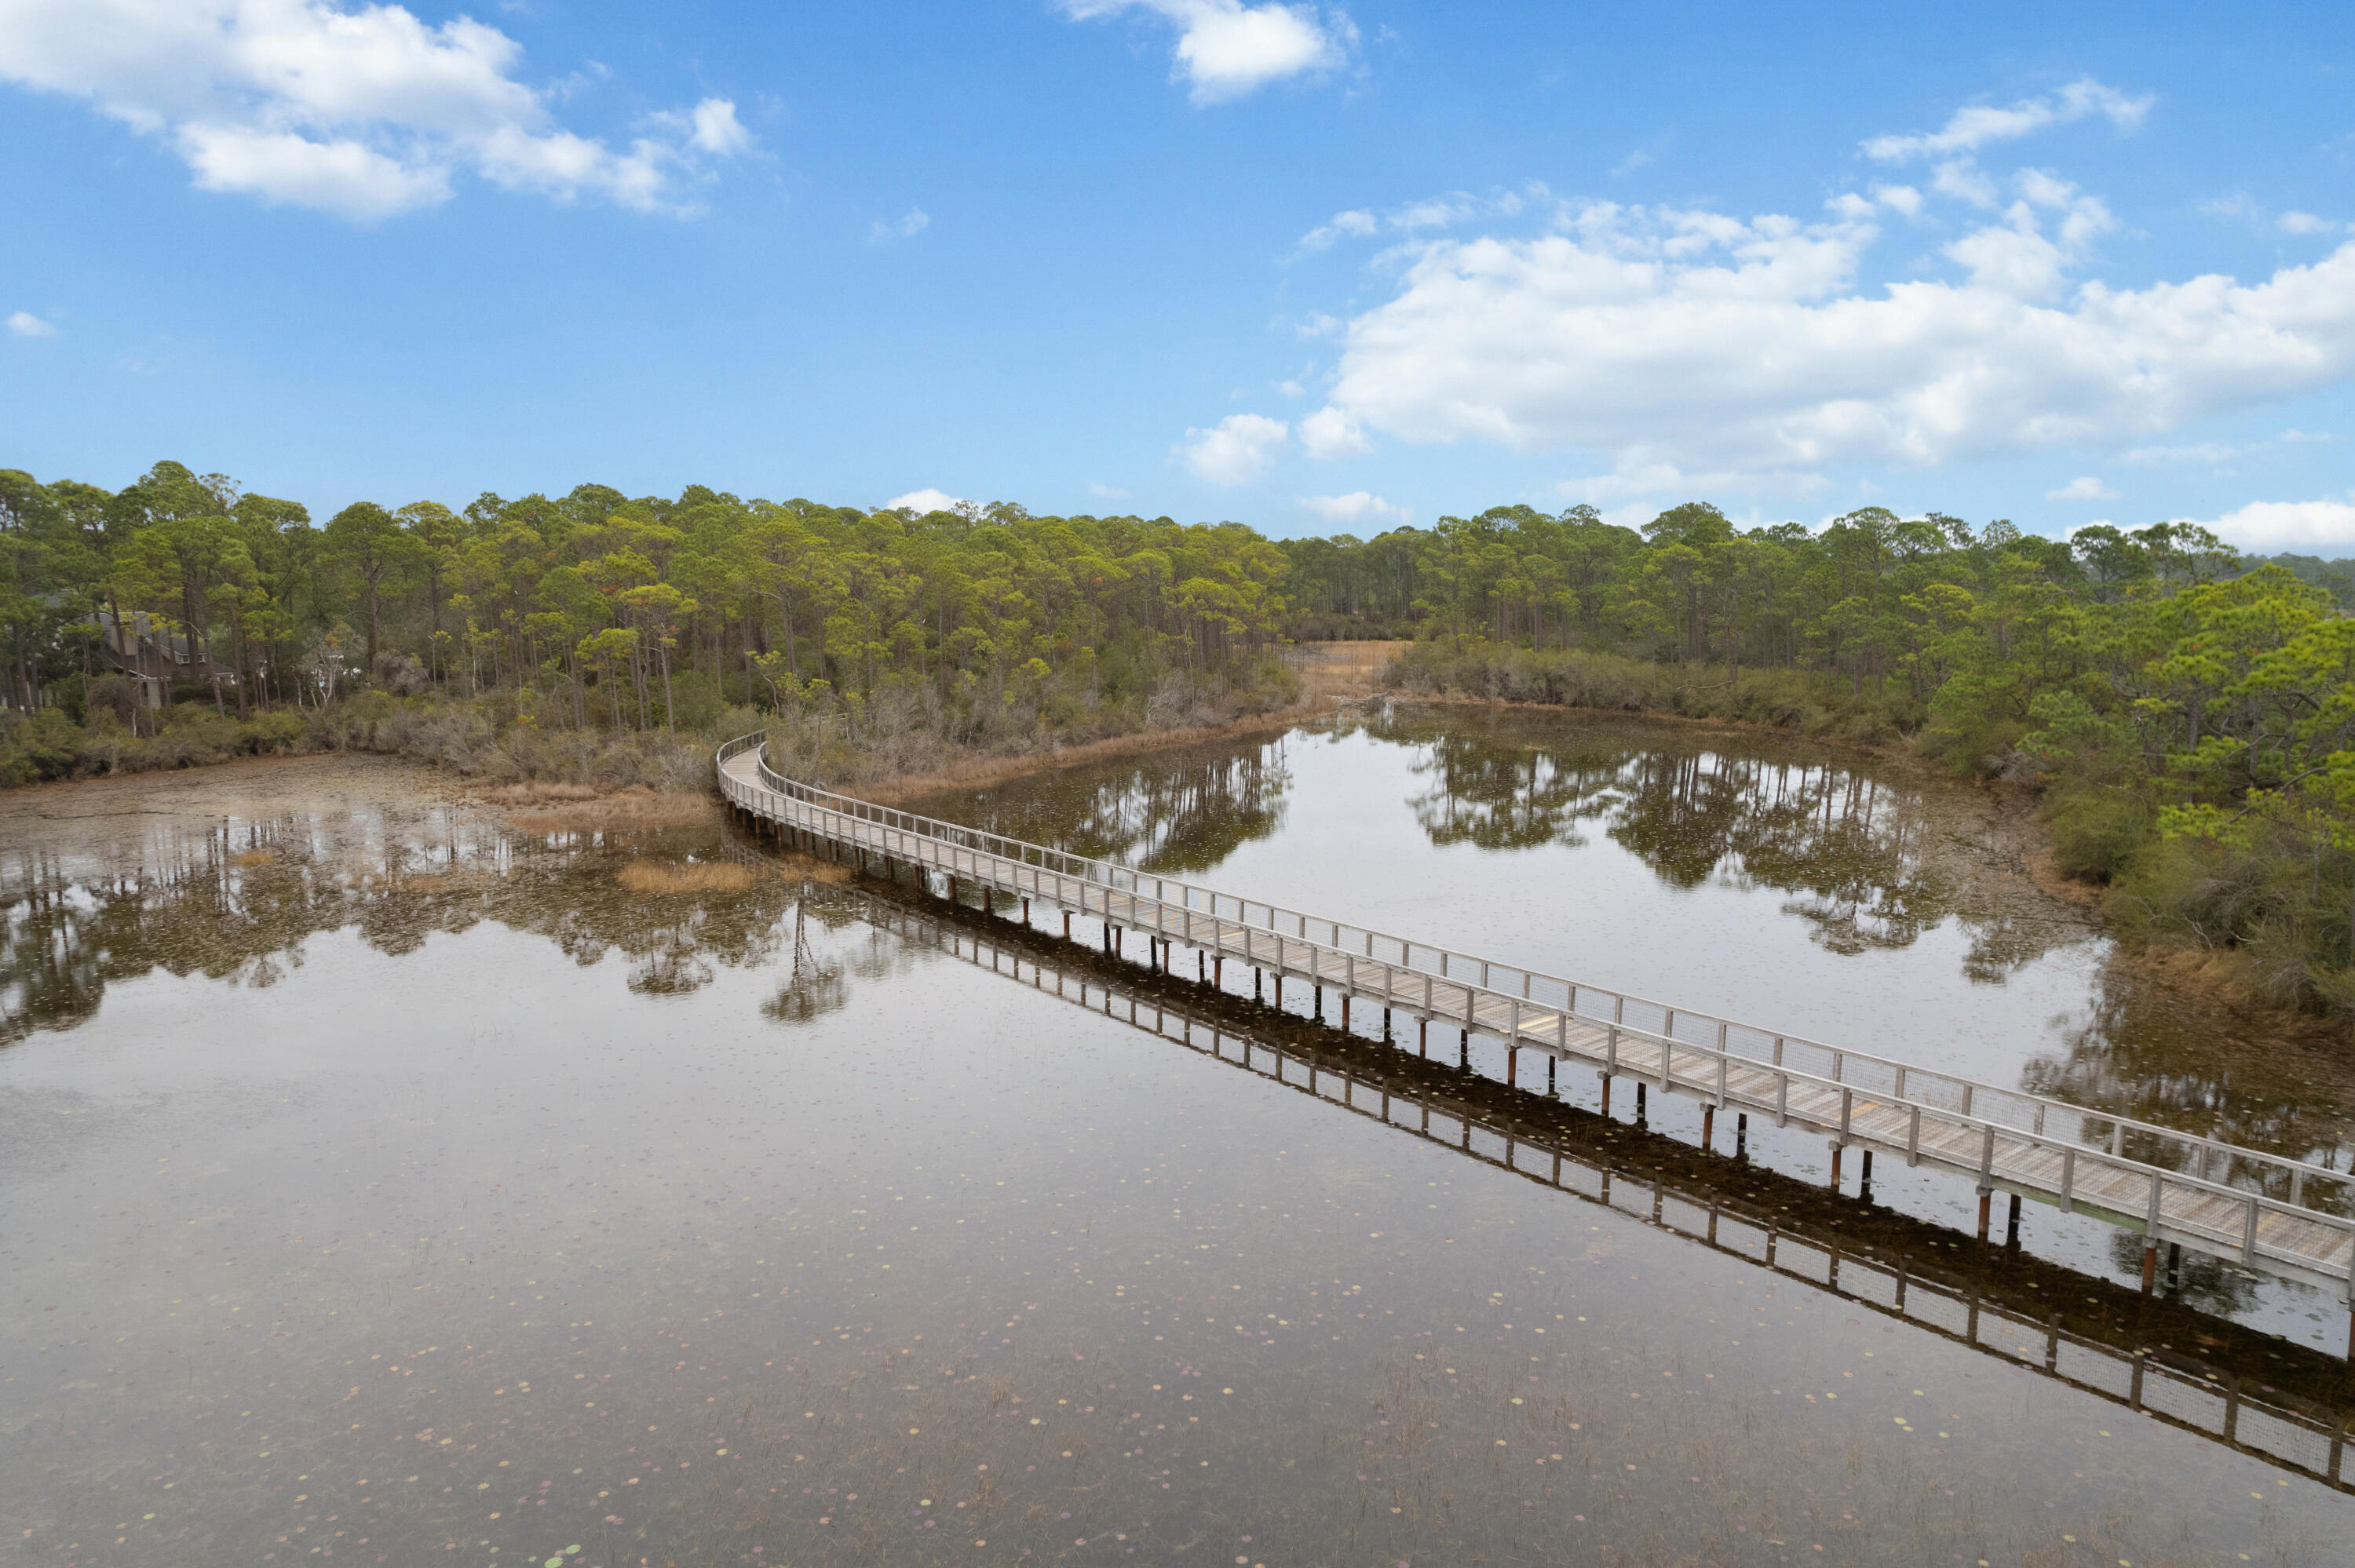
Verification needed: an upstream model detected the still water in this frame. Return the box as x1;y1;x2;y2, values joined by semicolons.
922;706;2355;1336
2;724;2351;1568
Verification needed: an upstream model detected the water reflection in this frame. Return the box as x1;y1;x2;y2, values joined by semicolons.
1375;708;2008;966
882;894;2355;1488
761;899;852;1022
915;741;1291;873
0;811;798;1047
919;703;2355;1214
10;767;2355;1566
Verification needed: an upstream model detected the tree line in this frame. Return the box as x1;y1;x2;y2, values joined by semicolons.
1285;501;2355;1015
0;461;1293;744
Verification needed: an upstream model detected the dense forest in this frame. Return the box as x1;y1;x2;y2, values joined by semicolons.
1282;502;2355;1017
6;465;2355;1016
0;461;1296;786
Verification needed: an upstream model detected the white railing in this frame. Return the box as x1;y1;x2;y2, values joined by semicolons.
719;734;2355;1293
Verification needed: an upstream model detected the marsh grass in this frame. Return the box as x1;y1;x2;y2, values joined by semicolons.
505;785;719;833
617;859;760;894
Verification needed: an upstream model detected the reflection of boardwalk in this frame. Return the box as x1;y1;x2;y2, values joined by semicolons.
874;899;2355;1495
719;738;2355;1325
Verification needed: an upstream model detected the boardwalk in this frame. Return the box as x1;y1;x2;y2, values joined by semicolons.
718;735;2355;1321
878;897;2355;1493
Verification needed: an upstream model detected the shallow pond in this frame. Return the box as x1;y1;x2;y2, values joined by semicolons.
3;735;2353;1568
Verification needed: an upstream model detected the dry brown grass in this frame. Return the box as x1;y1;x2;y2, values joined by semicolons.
476;780;600;804
617;859;759;894
498;784;718;833
856;641;1396;806
230;849;278;867
1288;639;1397;702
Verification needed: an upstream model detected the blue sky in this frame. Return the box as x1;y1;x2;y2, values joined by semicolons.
3;1;2353;549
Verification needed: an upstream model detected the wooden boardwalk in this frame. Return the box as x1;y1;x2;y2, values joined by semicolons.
719;736;2355;1308
882;899;2355;1493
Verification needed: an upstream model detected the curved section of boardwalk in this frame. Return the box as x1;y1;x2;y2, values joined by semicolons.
718;734;2355;1308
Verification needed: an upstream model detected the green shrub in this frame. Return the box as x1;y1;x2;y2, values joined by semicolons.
2043;787;2151;882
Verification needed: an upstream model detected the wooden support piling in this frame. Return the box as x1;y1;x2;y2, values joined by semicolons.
1830;1144;1843;1188
2141;1241;2159;1294
1506;1047;1518;1086
1600;1074;1612;1115
1701;1105;1714;1148
1063;910;1072;939
2006;1193;2023;1249
1977;1190;1993;1242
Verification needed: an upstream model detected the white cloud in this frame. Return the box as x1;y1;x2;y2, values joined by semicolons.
1293;186;1531;255
1871;184;1924;217
869;207;929;243
2122;441;2240;465
1299;490;1407;525
885;488;969;514
2046;475;2117;501
1296;405;1370;458
1863;78;2152;162
1062;1;1352;104
7;310;57;337
1087;483;1132;501
1557;460;1828;505
0;0;750;219
2193;495;2355;552
1177;413;1288;483
1295;209;1376;251
2279;210;2333;236
688;97;750;157
1294;191;2355;482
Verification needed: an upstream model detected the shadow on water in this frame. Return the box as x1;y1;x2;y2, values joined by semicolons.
10;764;2355;1566
867;884;2355;1490
920;702;2355;1184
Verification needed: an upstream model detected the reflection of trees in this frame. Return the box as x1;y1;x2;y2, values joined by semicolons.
761;899;849;1023
2023;970;2355;1181
1385;714;1957;955
0;816;805;1046
1407;735;1626;852
922;745;1291;875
